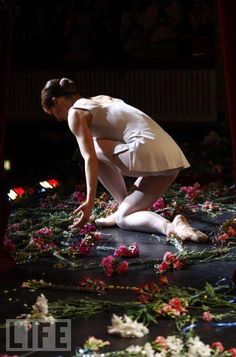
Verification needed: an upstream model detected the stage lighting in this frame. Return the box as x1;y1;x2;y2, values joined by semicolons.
4;160;11;171
39;178;59;189
47;178;59;187
8;187;25;200
8;189;18;200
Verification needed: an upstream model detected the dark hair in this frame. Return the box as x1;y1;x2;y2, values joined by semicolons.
41;78;78;109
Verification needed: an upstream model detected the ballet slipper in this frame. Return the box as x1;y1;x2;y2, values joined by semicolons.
172;214;208;243
95;212;117;227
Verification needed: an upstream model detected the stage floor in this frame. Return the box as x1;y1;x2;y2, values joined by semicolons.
1;205;236;356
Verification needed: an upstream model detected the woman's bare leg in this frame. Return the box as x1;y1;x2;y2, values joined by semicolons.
93;139;128;226
116;175;208;241
93;138;208;241
93;138;128;204
115;175;177;235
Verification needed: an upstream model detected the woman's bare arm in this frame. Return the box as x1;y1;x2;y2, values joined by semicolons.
68;108;98;227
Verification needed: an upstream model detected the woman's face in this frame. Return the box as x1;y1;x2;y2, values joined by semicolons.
45;97;71;121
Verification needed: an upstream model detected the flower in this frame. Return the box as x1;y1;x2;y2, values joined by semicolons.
154;336;168;350
180;183;203;202
202;311;213;322
153;197;166;210
227;225;236;237
117;260;129;274
34;227;54;236
211;341;224;352
84;336;110;351
228;348;236;357
218;233;229;241
202;201;219;212
30;237;56;251
126;345;143;353
136;282;160;303
31;294;55;322
18;294;55;329
165;335;184;355
79;276;108;294
187;336;212;357
108;314;149;338
101;256;128;276
76;241;91;256
79;223;96;235
157;251;183;273
158;297;187;317
159;275;169;286
71;190;86;203
114;242;139;258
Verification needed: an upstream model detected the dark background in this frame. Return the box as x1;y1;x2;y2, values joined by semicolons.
4;0;232;187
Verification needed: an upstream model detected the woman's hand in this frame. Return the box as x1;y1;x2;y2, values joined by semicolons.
69;201;93;229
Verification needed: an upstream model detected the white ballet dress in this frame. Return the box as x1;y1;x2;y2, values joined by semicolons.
72;96;190;175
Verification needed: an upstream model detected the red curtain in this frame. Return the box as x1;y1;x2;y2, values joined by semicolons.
0;0;12;244
217;0;236;181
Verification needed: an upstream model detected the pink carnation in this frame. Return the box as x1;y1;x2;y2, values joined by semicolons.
157;251;183;273
218;233;229;241
228;348;236;357
71;191;86;203
117;260;129;274
169;297;187;313
180;183;202;201
114;242;139;258
153;197;166;210
202;311;213;322
34;227;54;236
79;224;96;235
155;336;168;349
211;342;224;352
77;243;91;255
101;255;128;277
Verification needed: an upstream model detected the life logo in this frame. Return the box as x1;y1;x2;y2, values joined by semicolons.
5;319;71;352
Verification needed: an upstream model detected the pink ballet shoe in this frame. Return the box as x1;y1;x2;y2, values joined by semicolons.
95;213;117;227
172;214;208;243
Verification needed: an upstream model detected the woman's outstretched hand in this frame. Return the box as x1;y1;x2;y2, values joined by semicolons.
68;201;93;229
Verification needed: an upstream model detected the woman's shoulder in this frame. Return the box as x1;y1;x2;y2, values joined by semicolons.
90;95;124;105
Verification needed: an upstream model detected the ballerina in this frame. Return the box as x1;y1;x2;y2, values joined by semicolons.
41;78;208;242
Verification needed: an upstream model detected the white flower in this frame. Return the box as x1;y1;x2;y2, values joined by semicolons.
32;294;49;315
18;294;55;328
186;336;212;357
165;336;184;356
143;342;156;356
153;353;167;357
108;314;149;338
126;345;143;353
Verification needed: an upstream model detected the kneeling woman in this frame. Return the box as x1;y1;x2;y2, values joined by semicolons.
41;78;208;242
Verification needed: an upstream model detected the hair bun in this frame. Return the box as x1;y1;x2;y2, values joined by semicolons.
59;78;73;87
59;78;77;94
